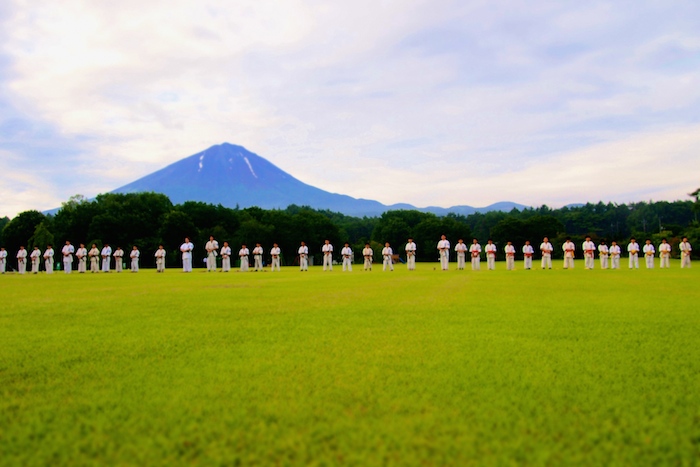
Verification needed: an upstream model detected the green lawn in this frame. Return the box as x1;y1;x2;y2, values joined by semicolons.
1;261;699;466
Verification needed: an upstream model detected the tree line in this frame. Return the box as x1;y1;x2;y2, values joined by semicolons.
1;190;698;268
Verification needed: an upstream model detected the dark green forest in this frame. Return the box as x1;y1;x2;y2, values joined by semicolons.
1;189;699;268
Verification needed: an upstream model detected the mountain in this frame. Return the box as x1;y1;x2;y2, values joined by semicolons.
112;143;528;217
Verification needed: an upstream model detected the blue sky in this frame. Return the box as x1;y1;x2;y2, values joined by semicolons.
1;0;699;217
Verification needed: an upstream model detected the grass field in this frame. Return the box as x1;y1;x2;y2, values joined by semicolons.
1;261;699;466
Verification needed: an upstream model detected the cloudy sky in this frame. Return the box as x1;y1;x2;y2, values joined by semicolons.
1;0;699;217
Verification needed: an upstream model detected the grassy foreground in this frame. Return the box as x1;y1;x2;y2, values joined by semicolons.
1;261;699;466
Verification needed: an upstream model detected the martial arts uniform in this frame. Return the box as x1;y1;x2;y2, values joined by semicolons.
658;242;671;268
582;240;595;269
455;242;467;270
62;243;74;273
76;247;87;273
130;248;140;272
89;247;100;272
298;244;309;271
679;241;692;268
322;243;334;271
113;248;124;273
522;244;534;269
382;246;394;271
627;242;640;269
405;242;416;271
270;246;281;271
437;239;450;270
362;247;373;271
485;243;497;270
0;248;7;273
341;246;353;272
598;244;609;269
609;244;621;269
643;243;655;269
540;241;553;269
155;248;167;272
562;241;575;269
504;244;516;270
30;248;41;274
468;242;481;270
180;241;194;272
101;246;112;272
252;245;263;271
205;239;219;272
17;248;27;274
220;245;231;272
43;247;54;274
239;247;250;272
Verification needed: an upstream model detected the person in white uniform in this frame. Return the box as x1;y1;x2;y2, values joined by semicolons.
155;244;166;272
113;247;124;273
62;241;75;273
642;239;655;269
101;244;112;272
298;242;309;271
180;238;194;272
504;241;516;270
582;236;595;270
239;244;250;272
76;244;87;273
658;238;671;268
540;237;553;269
205;236;219;272
270;243;281;271
609;241;621;269
627;238;640;269
437;235;450;270
128;246;139;272
382;242;394;271
341;242;353;272
598;241;609;269
0;247;7;273
454;239;467;270
43;245;54;274
220;242;231;272
252;243;264;271
522;240;534;269
468;238;481;271
362;243;373;271
405;238;416;271
89;244;100;272
485;239;497;270
30;247;41;273
322;240;334;271
562;237;575;269
17;246;27;274
679;237;692;268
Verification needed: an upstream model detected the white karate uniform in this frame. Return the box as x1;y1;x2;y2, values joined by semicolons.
239;248;250;271
643;244;655;269
679;241;692;268
89;248;100;272
562;242;575;269
437;239;450;270
101;246;112;272
220;246;231;272
322;243;334;271
61;244;74;273
180;242;194;272
298;245;309;271
582;240;595;269
113;249;124;272
362;247;373;271
341;247;353;272
17;248;27;274
76;247;87;273
627;242;640;269
485;243;497;270
504;245;516;270
382;246;394;271
205;240;219;272
540;242;553;269
468;243;481;270
522;245;534;269
0;249;7;273
270;247;281;271
405;242;416;270
658;243;671;268
455;242;468;270
252;246;263;271
598;244;609;269
155;248;167;272
43;248;54;274
609;245;621;269
130;249;140;272
30;249;41;273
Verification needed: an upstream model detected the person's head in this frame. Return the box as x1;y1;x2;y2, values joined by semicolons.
158;244;164;249
472;238;477;244
525;240;530;245
441;235;446;240
19;246;25;250
543;236;549;242
242;244;247;248
385;242;390;247
601;240;606;245
92;243;97;248
132;245;138;250
630;237;636;242
457;239;464;243
256;243;261;247
0;247;4;251
33;246;39;250
273;243;278;247
507;241;512;246
612;241;617;246
408;238;413;242
682;237;688;242
487;239;493;244
661;238;667;243
645;239;651;244
344;242;349;247
209;236;214;241
325;239;330;244
585;236;591;241
80;243;85;248
365;243;370;247
223;241;228;247
65;240;71;245
300;241;306;246
184;237;190;242
47;244;52;248
565;237;571;242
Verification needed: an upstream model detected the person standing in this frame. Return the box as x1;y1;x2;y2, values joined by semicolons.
17;246;27;274
298;241;309;271
562;237;575;269
180;238;194;272
270;243;281;271
322;240;334;271
113;246;124;273
598;241;609;269
76;244;87;273
540;237;553;269
220;242;231;272
0;247;7;274
362;243;373;271
504;241;516;270
468;238;481;271
382;242;394;271
582;236;595;270
43;244;55;274
205;236;219;272
485;239;497;270
128;246;139;272
437;235;450;271
405;238;416;271
679;237;692;268
455;239;467;270
252;243;264;271
62;241;75;274
341;242;353;272
155;244;167;273
643;239;655;269
239;244;250;272
609;241;621;269
627;238;640;269
89;244;100;273
30;246;41;274
658;238;671;268
522;240;534;270
101;243;112;272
